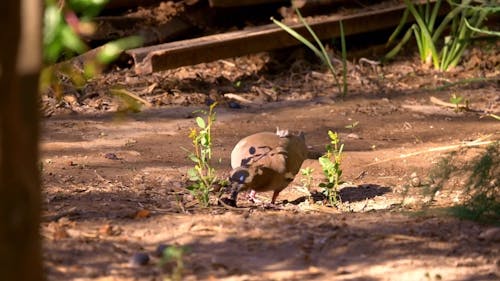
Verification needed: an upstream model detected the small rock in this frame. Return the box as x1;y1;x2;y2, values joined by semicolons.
478;228;500;242
228;101;241;109
104;153;120;160
410;172;421;187
347;133;360;139
129;252;150;267
205;97;215;106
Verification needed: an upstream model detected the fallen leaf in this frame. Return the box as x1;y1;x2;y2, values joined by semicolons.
135;209;151;219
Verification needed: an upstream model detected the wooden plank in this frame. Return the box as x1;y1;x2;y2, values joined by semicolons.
125;4;413;74
209;0;286;8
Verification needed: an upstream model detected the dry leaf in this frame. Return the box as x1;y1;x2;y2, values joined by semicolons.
135;209;151;219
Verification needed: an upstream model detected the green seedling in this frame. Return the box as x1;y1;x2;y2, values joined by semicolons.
299;167;315;196
319;131;344;207
186;102;218;207
449;93;467;112
271;9;348;96
159;245;187;281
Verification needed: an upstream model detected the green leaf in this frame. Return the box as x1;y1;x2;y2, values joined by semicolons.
384;25;415;60
196;117;206;128
295;8;342;94
60;25;87;54
404;0;439;68
318;156;331;166
187;168;199;181
387;7;409;46
450;94;463;105
96;36;143;64
43;4;63;45
188;154;199;163
339;20;348;96
271;16;323;60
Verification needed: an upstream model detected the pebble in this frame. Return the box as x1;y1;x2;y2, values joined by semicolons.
478;227;500;242
410;172;421;187
228;101;241;109
129;252;150;267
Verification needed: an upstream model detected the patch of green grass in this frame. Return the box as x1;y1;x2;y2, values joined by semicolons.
186;103;218;207
385;0;492;71
271;9;348;96
423;142;499;223
319;131;344;207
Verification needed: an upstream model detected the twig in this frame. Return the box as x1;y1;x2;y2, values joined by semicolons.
366;136;496;167
224;93;255;105
429;77;498;91
429;96;467;110
110;88;153;107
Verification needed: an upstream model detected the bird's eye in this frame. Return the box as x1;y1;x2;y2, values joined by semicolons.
231;169;249;183
249;146;256;155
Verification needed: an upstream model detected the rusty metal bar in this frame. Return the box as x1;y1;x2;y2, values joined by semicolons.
126;4;413;74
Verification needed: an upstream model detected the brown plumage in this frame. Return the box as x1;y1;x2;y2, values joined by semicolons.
228;129;308;205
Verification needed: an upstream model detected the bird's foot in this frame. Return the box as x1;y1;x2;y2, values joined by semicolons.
247;190;262;203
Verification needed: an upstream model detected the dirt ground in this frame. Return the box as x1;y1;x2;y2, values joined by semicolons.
40;39;500;280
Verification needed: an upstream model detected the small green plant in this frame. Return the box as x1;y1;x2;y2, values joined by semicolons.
299;167;315;195
271;9;348;96
159;245;187;281
385;0;490;71
319;131;344;206
422;142;499;223
449;93;468;112
463;4;500;36
186;103;218;207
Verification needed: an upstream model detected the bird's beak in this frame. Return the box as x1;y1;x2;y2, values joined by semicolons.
230;182;244;201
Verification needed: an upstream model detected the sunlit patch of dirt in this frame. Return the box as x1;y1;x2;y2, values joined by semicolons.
40;33;499;281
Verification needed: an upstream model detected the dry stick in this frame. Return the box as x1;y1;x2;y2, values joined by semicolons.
429;96;468;110
223;93;255;105
366;137;496;167
110;88;153;107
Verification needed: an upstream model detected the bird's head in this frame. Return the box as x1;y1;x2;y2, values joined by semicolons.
228;165;262;200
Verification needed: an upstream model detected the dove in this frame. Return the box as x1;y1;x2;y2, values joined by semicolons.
228;128;308;206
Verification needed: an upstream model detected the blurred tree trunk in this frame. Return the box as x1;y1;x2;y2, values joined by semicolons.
0;0;44;280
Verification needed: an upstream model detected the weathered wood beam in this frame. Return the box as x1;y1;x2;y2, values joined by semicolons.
209;0;286;8
126;4;412;74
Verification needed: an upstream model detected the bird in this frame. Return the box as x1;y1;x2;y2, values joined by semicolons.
227;128;308;206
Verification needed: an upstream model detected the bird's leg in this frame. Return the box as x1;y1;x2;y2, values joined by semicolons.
260;191;283;209
271;190;280;205
247;189;262;203
230;189;239;202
